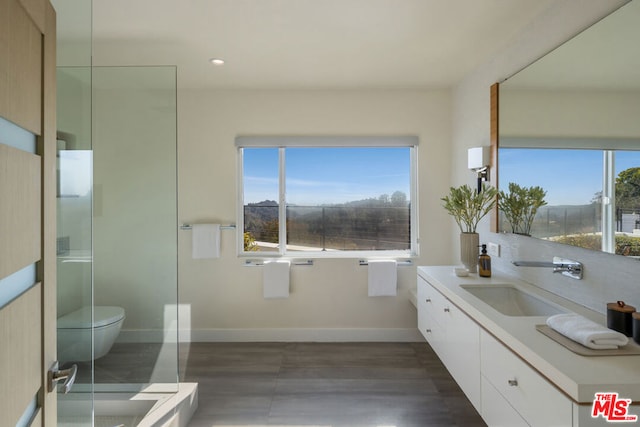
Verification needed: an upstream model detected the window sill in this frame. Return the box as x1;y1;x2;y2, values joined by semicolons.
238;250;416;261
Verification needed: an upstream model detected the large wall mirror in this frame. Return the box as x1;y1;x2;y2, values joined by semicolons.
493;0;640;257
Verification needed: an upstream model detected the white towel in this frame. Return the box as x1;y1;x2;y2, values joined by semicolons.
191;224;220;259
263;260;290;299
546;313;629;350
367;260;397;297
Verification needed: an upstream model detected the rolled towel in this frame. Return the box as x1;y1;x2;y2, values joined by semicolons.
546;313;629;350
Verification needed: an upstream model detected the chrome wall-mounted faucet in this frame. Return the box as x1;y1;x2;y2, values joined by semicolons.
512;256;583;280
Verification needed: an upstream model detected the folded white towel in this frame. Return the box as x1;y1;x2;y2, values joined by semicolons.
546;313;629;350
192;224;220;259
263;260;290;299
368;260;397;297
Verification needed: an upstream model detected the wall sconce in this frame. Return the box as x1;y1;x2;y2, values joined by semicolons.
468;146;490;193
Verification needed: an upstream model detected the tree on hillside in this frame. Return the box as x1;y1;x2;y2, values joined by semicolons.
390;190;407;207
616;167;640;209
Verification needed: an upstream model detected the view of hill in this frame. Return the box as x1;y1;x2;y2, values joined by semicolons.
244;192;411;251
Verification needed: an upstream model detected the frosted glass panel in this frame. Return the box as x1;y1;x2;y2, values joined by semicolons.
0;264;36;309
16;396;37;427
0;116;36;153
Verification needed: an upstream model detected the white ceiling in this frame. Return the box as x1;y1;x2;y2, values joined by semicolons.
62;0;558;90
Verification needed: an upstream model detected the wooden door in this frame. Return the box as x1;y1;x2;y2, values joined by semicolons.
0;0;57;425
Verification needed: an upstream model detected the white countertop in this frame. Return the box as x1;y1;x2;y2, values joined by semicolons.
417;265;640;403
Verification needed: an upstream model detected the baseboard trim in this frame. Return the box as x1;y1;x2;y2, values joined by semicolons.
191;328;424;342
117;328;424;343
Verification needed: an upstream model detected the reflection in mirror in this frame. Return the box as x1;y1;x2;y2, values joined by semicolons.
495;0;640;257
499;147;640;255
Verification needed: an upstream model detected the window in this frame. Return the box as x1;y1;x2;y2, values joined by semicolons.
237;136;418;257
499;146;640;256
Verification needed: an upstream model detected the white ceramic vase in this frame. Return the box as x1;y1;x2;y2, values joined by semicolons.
460;232;479;273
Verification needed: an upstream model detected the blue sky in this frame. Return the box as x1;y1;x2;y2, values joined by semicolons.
243;147;640;207
243;147;411;205
499;149;640;206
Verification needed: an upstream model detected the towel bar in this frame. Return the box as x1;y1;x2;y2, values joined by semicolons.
180;223;236;230
244;259;314;267
359;260;413;266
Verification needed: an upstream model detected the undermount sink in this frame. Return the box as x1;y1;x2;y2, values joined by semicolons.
460;284;567;317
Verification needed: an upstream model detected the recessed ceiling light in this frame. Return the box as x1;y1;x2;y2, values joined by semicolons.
209;58;225;66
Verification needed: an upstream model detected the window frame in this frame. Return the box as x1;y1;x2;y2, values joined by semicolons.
236;137;419;259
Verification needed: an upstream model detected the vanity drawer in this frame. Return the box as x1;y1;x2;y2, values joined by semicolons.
481;376;528;427
418;277;449;325
480;329;572;426
417;277;446;354
417;277;432;336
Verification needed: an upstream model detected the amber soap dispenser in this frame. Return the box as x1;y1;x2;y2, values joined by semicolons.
478;244;491;277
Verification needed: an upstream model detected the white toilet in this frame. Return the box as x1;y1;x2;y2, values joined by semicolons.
57;306;126;363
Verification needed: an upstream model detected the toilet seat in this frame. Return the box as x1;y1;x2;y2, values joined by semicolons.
58;306;125;329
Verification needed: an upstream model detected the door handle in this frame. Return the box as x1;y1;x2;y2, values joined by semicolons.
48;361;78;393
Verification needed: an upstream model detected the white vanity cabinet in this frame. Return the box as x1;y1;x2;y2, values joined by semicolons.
417;266;640;427
417;276;481;410
418;272;573;426
480;329;573;426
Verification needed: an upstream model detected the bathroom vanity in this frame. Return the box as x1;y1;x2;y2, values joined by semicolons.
417;266;640;427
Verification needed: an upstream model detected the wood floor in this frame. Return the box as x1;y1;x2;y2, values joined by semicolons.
181;342;487;427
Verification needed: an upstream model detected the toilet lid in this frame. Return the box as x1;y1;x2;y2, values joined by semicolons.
57;306;125;329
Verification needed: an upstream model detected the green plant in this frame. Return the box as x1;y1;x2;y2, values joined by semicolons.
441;184;497;233
244;232;259;251
498;182;547;236
615;235;640;256
551;233;640;256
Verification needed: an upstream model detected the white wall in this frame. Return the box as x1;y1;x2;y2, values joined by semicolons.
452;0;638;313
178;89;452;341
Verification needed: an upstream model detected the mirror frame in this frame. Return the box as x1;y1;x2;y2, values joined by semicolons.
489;82;499;233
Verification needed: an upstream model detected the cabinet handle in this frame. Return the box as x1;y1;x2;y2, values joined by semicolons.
425;329;432;333
425;298;431;303
508;379;518;387
444;307;450;312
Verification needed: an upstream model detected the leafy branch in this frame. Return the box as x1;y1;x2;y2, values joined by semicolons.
498;182;547;236
441;184;497;233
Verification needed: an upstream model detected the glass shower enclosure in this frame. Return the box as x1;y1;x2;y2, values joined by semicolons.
54;1;179;425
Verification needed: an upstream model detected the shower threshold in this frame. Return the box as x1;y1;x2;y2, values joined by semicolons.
58;382;198;427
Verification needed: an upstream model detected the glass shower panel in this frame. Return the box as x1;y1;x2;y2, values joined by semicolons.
56;68;94;427
92;66;178;393
54;0;93;422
